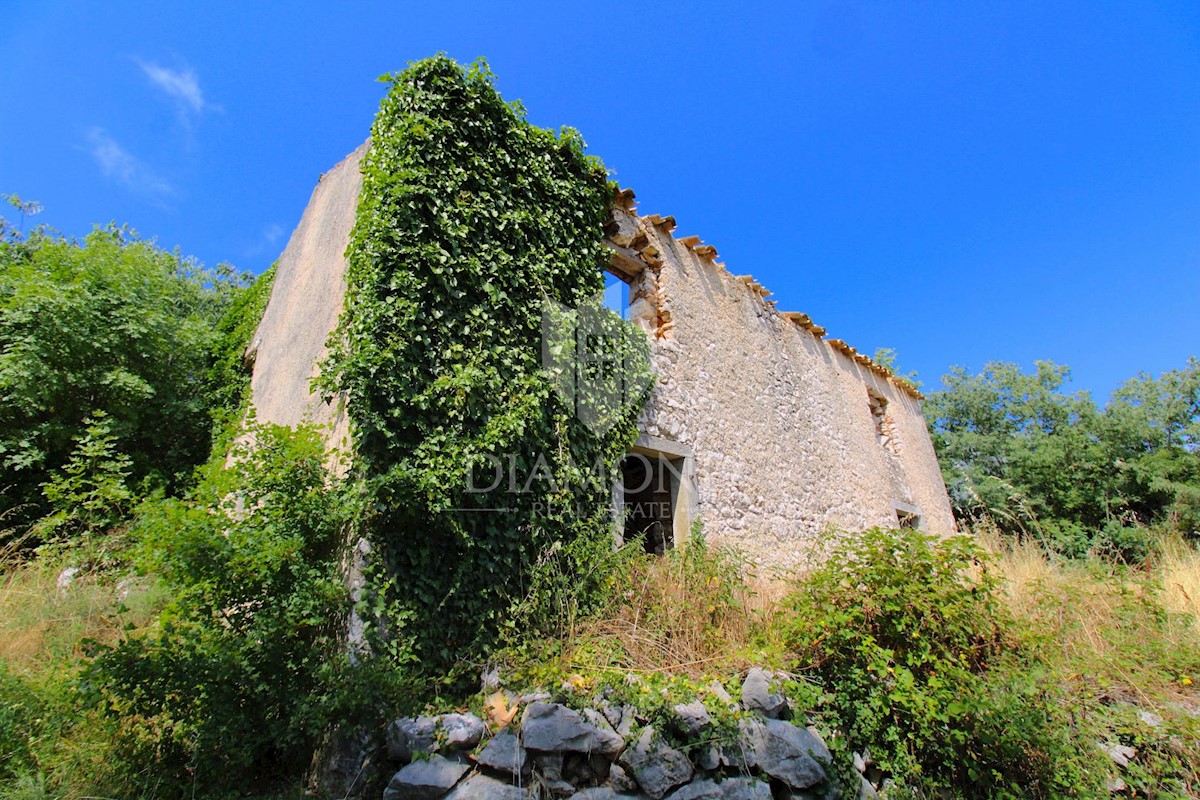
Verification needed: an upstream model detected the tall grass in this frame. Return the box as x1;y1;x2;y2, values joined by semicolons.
1160;533;1200;635
538;531;774;678
0;556;168;799
0;557;165;676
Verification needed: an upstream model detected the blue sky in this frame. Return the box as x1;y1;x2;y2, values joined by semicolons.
2;1;1197;400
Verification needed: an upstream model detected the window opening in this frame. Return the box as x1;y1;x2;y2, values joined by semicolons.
603;272;631;319
895;502;921;530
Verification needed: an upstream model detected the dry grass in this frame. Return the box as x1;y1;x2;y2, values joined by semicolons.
0;557;165;676
564;539;776;678
967;521;1200;708
1159;533;1200;633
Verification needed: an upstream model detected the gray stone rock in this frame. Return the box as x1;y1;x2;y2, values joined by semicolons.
805;727;832;761
720;720;763;771
1098;741;1136;768
610;763;640;794
442;714;486;750
1139;710;1163;728
444;773;529;800
523;702;614;755
741;718;828;790
664;777;771;800
387;717;439;762
621;727;694;800
56;566;80;591
383;755;471;800
567;789;632;800
672;702;711;735
309;725;377;799
604;704;638;738
708;681;735;707
475;730;527;779
582;708;626;759
741;668;787;719
857;777;878;800
532;751;576;796
692;744;720;772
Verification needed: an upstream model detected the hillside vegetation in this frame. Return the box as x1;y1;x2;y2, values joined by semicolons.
1;58;1199;799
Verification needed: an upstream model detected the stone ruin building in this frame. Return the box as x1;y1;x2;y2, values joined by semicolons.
247;143;956;570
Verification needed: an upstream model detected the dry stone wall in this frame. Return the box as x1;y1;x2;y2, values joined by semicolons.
363;668;880;800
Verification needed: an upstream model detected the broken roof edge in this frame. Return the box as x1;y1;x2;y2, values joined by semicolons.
608;189;925;401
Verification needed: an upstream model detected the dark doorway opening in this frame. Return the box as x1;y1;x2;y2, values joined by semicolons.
620;453;676;555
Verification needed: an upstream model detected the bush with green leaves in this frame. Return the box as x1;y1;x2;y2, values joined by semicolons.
0;222;253;540
205;265;276;430
83;423;353;794
0;666;42;786
780;528;1096;796
35;411;134;545
321;56;651;673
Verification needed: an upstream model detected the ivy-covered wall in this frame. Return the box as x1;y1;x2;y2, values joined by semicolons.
321;57;651;670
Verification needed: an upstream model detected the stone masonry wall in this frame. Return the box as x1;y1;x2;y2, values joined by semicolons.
620;208;956;568
248;146;957;572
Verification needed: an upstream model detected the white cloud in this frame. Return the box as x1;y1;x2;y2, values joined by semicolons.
243;223;287;258
86;128;175;202
134;58;219;123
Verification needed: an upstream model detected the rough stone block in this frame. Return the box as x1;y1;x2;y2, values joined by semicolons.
664;777;771;800
444;773;530;800
475;730;527;779
387;717;438;763
620;727;694;800
382;755;471;800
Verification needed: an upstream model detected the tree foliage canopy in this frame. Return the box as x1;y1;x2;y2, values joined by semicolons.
925;358;1200;553
0;218;261;540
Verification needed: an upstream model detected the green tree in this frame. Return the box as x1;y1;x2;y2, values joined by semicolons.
925;359;1200;548
0;221;251;538
1103;358;1200;532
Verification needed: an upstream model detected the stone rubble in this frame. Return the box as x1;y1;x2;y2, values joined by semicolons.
377;670;850;800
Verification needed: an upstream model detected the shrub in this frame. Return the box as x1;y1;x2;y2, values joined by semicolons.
1035;518;1092;559
780;528;1013;790
35;412;133;547
0;224;250;537
1094;519;1156;564
83;423;353;795
0;666;41;785
205;265;276;430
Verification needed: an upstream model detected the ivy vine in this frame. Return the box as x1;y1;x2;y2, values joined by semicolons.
321;56;652;672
